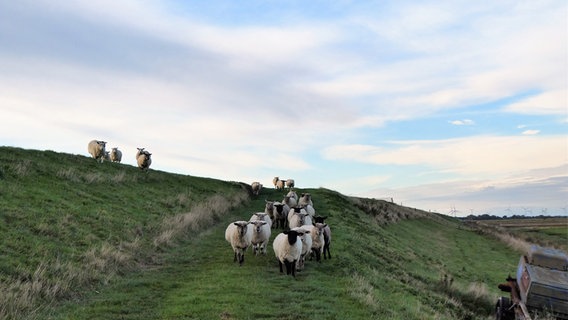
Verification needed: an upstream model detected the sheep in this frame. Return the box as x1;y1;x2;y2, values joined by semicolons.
137;150;152;171
251;182;262;196
273;176;288;190
110;147;122;163
87;140;107;163
272;201;290;229
298;193;313;207
136;147;145;159
303;223;326;262
282;195;297;208
288;206;307;223
249;212;272;229
288;209;310;229
103;151;111;162
248;220;271;256
314;216;332;260
264;200;275;222
272;229;308;277
286;179;295;189
225;221;252;265
304;204;316;218
291;227;312;271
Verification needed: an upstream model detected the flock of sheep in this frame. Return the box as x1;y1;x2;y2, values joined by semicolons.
225;179;332;277
89;139;330;277
87;139;152;170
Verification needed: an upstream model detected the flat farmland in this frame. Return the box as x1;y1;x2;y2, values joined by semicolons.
477;218;567;252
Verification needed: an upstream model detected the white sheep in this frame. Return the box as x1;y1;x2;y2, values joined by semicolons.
304;204;316;218
225;221;252;265
291;226;312;271
288;210;309;229
272;201;290;229
110;147;122;163
87;140;107;163
282;195;297;208
275;179;285;190
314;216;332;260
248;220;271;256
249;212;272;228
298;193;313;207
136;147;145;159
272;229;308;277
288;206;308;223
264;200;275;222
286;179;295;189
287;190;298;201
303;223;326;262
251;182;263;196
137;150;152;171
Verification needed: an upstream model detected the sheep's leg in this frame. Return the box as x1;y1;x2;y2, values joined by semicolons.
233;251;237;262
278;261;284;273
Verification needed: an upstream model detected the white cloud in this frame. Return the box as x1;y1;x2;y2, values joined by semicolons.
449;119;475;126
522;130;540;135
505;90;567;115
322;135;567;178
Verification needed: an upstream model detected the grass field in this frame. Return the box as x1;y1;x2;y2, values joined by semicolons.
473;218;567;252
0;146;544;319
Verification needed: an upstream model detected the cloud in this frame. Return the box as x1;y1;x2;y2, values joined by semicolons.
322;135;567;178
449;119;475;126
362;165;568;216
504;90;567;115
522;130;540;135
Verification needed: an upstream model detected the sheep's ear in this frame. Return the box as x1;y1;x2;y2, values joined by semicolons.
233;222;239;226
260;221;267;225
283;230;289;235
304;230;311;234
323;224;328;228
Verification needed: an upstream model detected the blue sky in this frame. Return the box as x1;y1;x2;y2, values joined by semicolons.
1;0;566;216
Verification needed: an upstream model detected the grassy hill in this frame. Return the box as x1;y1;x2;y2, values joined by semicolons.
0;146;529;319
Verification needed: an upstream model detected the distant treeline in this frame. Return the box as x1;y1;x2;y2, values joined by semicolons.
460;214;568;221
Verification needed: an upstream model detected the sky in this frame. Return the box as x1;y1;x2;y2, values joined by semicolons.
1;0;566;217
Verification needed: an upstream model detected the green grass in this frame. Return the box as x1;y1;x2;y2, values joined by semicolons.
0;146;531;319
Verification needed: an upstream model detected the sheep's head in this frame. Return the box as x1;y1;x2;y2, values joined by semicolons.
250;220;267;233
233;221;250;236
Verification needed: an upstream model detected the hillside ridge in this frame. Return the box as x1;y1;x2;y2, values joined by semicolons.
1;146;520;319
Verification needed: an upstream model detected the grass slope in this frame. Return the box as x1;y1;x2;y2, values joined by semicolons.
1;147;523;319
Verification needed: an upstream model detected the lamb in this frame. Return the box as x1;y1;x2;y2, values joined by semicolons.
87;140;107;163
251;182;263;196
225;221;252;265
110;147;122;163
272;201;290;229
291;227;312;271
272;229;308;277
248;220;271;256
249;212;272;228
314;216;332;260
303;223;326;262
136;147;145;159
285;179;295;189
137;150;152;171
298;193;313;207
103;151;111;162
